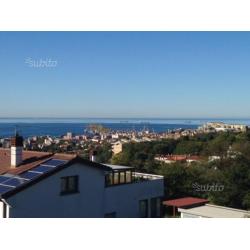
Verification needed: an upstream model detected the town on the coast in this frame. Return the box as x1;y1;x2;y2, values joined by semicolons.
1;120;250;218
0;121;247;155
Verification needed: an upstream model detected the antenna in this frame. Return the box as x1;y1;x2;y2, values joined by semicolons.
14;125;21;137
14;125;18;136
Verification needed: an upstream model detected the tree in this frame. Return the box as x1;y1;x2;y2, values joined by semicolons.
174;141;203;155
157;163;189;199
243;193;250;210
96;143;112;163
110;131;250;210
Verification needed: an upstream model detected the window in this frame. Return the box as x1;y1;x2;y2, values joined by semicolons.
105;170;133;187
126;171;132;183
61;176;79;195
119;172;125;184
156;198;161;217
105;173;113;186
139;199;148;218
150;198;161;218
113;172;119;185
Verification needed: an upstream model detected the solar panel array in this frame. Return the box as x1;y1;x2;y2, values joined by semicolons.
0;159;68;195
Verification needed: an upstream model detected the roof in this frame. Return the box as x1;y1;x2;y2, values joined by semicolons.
0;148;53;175
156;155;201;161
0;149;113;199
178;204;250;218
103;164;134;171
163;197;209;208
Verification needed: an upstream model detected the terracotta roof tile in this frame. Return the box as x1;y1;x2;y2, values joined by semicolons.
0;148;76;175
163;197;209;208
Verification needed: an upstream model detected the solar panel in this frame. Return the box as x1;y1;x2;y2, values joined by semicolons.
0;158;68;196
19;171;42;180
32;165;54;173
0;184;14;194
44;159;67;167
3;178;28;187
0;176;11;183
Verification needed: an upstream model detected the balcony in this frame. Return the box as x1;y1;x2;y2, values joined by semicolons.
104;164;164;187
133;172;164;182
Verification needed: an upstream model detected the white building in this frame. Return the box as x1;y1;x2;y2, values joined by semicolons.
63;132;73;140
112;141;123;155
199;122;248;133
179;204;250;218
0;135;164;218
44;138;52;146
111;133;119;139
164;197;250;218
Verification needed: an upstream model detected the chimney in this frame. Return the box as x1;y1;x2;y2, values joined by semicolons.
90;150;97;162
10;133;23;167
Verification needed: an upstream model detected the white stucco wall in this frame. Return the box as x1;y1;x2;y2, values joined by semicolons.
5;163;164;218
0;201;3;218
7;163;106;218
0;200;10;218
104;179;164;217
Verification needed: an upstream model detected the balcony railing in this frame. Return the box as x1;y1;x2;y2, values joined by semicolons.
105;170;163;187
133;172;164;181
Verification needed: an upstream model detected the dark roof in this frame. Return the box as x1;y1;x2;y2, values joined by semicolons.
0;150;113;199
163;197;209;208
103;164;134;171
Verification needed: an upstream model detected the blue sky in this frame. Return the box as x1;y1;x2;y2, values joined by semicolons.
0;32;250;118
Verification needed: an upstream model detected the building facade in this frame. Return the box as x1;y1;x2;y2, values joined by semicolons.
0;135;164;218
178;204;250;218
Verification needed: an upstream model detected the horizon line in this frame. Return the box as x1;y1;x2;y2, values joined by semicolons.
1;117;250;120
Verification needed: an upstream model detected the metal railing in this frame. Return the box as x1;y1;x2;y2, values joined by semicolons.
133;172;164;181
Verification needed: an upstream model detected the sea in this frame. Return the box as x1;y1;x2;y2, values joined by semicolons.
0;118;250;138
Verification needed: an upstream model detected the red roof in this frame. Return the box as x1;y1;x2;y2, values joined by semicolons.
163;197;209;208
0;148;76;175
156;154;201;161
